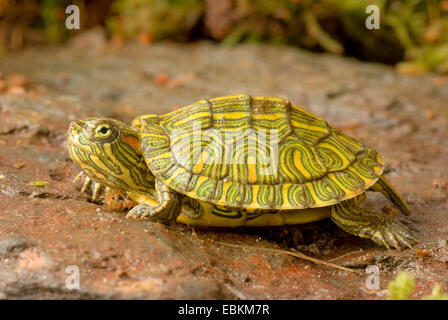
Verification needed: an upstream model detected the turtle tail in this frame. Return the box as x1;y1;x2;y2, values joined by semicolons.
370;175;410;216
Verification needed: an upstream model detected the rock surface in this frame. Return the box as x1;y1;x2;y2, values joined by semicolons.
0;42;447;299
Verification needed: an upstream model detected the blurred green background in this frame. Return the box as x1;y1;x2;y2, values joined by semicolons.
1;0;447;73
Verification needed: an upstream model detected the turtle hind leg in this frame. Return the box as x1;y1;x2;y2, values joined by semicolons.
370;175;410;216
330;195;417;250
126;179;180;224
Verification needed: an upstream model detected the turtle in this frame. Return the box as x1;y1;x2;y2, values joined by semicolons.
67;94;416;249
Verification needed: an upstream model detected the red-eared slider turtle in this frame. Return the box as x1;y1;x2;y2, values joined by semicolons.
67;94;416;249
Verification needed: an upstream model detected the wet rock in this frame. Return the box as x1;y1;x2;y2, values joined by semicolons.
0;237;29;256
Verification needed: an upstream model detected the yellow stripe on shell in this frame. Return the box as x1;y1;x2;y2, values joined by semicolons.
290;120;329;134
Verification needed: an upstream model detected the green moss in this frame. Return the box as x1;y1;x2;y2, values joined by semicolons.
40;0;69;43
422;285;448;300
387;272;448;300
106;0;204;41
1;0;448;73
387;272;416;300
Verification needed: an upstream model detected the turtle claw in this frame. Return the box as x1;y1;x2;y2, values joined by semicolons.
368;221;417;251
91;182;102;202
126;203;161;221
125;203;164;221
80;176;92;193
74;171;104;203
73;171;84;183
126;204;153;220
125;200;178;224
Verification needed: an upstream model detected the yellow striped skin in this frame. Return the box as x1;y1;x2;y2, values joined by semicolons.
139;94;383;211
67;118;156;196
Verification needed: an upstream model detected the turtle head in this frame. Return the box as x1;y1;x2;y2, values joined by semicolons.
67;117;155;193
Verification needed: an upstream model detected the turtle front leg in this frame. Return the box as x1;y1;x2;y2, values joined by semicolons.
126;179;180;224
330;195;417;250
74;171;104;203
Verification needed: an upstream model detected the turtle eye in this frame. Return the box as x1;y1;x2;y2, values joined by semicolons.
95;123;113;139
99;126;109;134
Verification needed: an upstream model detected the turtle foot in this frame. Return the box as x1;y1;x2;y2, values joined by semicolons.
126;203;152;220
125;203;176;224
359;217;418;250
330;196;417;250
74;171;104;203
